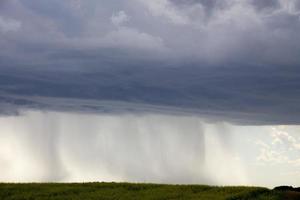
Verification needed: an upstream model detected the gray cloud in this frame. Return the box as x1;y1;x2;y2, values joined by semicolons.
1;0;300;185
251;0;280;10
0;0;300;124
1;64;300;125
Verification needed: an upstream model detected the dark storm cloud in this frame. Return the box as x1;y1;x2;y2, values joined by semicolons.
1;64;300;125
1;0;300;124
170;0;217;7
251;0;280;10
171;0;280;9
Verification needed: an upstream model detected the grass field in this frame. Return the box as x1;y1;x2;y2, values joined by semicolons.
0;182;297;200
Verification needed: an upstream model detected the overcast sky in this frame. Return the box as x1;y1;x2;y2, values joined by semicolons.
1;0;300;186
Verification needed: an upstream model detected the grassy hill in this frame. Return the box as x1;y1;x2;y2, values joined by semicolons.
0;182;297;200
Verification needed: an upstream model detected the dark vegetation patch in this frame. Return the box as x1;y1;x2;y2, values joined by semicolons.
273;186;300;200
0;182;286;200
273;186;300;192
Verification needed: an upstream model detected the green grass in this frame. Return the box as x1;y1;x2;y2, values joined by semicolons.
0;182;284;200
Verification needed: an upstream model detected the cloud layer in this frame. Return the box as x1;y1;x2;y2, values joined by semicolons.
1;0;300;124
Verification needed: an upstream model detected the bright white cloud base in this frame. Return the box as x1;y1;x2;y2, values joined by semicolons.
1;110;300;187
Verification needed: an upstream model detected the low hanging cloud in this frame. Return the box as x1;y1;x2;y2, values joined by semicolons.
1;65;300;125
0;0;300;124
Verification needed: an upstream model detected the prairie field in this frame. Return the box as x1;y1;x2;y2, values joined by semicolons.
0;183;295;200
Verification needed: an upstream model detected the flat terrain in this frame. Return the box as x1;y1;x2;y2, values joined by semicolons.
0;182;296;200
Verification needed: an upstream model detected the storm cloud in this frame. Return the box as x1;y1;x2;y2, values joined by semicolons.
1;0;300;186
1;0;300;124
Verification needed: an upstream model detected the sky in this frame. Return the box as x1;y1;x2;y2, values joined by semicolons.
0;0;300;187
